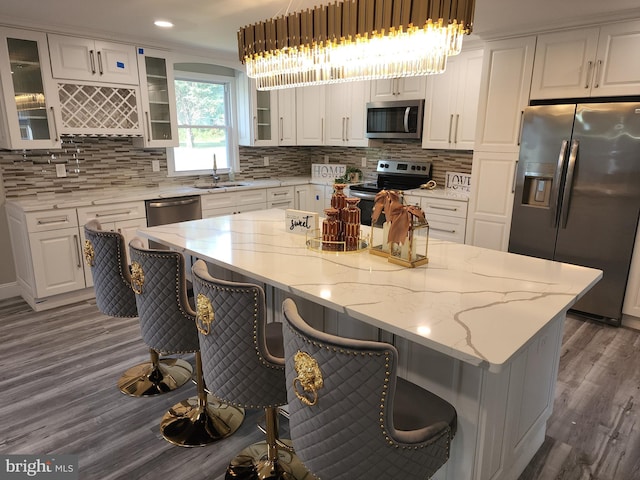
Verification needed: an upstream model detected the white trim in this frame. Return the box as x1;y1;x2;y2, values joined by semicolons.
622;314;640;332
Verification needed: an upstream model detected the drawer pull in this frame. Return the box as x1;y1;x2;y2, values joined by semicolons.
95;210;132;218
270;201;291;207
430;205;458;212
431;227;456;233
273;192;289;196
37;216;69;225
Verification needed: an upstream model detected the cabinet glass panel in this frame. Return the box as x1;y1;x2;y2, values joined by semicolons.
144;56;172;141
256;90;272;141
7;38;51;141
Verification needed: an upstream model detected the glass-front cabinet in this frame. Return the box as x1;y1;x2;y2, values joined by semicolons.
237;71;278;146
0;27;61;149
133;47;178;148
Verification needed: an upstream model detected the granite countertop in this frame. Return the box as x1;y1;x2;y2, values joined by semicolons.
8;177;312;212
136;209;602;372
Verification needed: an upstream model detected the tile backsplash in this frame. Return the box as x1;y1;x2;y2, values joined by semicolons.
0;137;472;198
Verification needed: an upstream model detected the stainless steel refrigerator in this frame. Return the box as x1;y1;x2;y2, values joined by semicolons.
508;102;640;325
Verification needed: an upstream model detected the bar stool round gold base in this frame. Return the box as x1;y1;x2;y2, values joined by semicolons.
117;358;193;397
160;396;245;447
225;440;313;480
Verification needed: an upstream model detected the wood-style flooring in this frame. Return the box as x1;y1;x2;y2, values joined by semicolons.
0;296;638;479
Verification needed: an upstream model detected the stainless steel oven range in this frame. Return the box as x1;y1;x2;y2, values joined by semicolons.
349;160;432;226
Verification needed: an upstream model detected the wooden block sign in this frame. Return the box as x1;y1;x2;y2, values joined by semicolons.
285;209;318;235
445;172;472;193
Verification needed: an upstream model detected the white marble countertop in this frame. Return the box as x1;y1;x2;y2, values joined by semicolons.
7;177;311;212
136;209;602;373
402;187;471;201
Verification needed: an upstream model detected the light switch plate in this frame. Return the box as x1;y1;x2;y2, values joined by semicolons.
361;157;367;167
152;159;160;172
263;156;270;166
55;164;67;178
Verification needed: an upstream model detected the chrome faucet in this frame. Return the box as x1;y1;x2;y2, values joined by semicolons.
212;154;220;186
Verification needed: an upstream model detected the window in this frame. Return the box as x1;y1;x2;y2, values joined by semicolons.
168;72;237;176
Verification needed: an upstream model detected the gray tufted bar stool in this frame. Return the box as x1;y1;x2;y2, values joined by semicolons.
191;259;310;480
282;298;458;480
128;239;245;447
83;219;193;397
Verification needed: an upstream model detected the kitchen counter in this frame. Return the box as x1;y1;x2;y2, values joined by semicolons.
403;186;470;201
135;209;601;480
6;177;311;212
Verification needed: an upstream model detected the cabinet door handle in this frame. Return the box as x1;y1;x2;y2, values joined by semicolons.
49;106;59;142
144;111;152;142
454;114;460;144
37;216;69;225
73;234;82;268
345;117;349;142
342;117;346;141
279;117;283;142
89;50;96;74
273;192;288;196
517;110;524;146
511;160;519;194
431;227;457;233
585;60;593;89
271;201;291;207
448;114;453;143
97;51;104;75
430;205;458;212
253;115;257;143
95;210;133;218
321;117;325;142
593;59;602;88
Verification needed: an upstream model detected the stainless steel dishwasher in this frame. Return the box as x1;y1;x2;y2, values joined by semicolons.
145;195;202;249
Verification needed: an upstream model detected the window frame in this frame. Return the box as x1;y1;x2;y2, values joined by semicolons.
167;70;239;177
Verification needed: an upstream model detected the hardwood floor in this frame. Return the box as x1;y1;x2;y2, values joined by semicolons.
1;296;638;479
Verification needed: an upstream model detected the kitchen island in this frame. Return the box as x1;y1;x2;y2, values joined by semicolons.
136;209;601;480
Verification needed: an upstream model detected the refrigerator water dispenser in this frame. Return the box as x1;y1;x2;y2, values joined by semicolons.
522;176;552;207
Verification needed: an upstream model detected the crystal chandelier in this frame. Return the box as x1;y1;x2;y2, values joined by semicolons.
238;0;475;90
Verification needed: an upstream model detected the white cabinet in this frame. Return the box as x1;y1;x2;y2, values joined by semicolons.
623;221;640;318
133;48;178;147
296;85;325;145
404;194;468;244
47;34;139;85
531;20;640;99
370;76;426;100
474;36;536;153
7;206;85;303
77;201;147;287
237;72;278;146
294;184;310;211
0;27;61;149
308;184;332;216
201;189;267;218
267;186;295;209
277;88;297;146
465;151;518;251
422;49;483;150
325;80;370;147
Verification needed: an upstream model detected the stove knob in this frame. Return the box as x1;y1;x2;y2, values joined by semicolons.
411;165;416;170
421;166;427;171
383;163;389;168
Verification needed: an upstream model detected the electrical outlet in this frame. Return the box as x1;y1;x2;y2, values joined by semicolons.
361;157;367;167
263;156;270;166
152;159;160;172
324;155;329;163
55;163;67;178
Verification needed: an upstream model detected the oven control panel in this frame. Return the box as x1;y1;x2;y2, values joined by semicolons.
376;160;431;175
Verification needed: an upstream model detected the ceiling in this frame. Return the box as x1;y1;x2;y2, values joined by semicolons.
1;0;639;67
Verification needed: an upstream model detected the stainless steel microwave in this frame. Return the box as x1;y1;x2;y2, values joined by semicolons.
365;99;425;139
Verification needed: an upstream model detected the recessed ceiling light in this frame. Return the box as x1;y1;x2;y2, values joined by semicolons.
154;20;174;28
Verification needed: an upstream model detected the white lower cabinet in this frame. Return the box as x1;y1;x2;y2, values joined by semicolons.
404;194;468;244
294;184;310;211
267;186;295;209
201;189;267;218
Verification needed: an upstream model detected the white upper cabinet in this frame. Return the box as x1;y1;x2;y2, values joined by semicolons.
0;27;61;149
325;80;370;147
422;49;483;150
475;36;536;153
237;72;278;146
133;48;178;148
370;76;426;101
48;33;139;85
277;88;296;146
531;20;640;99
296;85;325;146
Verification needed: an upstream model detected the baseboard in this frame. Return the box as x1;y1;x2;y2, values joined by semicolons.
0;282;21;300
622;314;640;331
